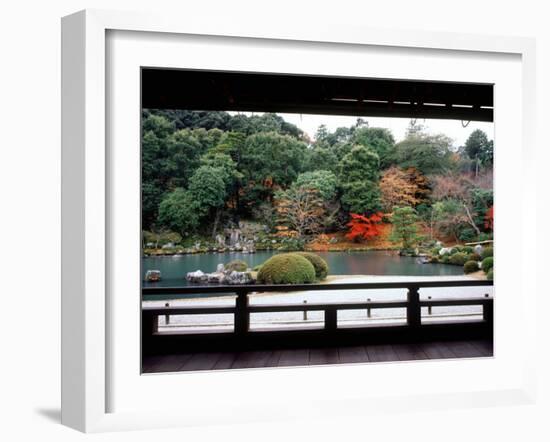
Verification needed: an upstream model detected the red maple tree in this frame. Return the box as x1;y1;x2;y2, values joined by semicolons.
484;206;494;230
346;212;384;242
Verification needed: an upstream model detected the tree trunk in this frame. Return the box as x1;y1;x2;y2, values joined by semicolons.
463;203;481;236
212;208;221;239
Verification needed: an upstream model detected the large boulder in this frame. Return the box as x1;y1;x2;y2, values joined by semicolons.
225;271;255;285
207;272;227;284
186;270;208;283
439;247;454;256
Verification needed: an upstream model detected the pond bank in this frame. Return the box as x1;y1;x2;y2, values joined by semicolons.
142;250;465;288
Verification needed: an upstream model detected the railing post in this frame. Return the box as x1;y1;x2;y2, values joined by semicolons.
483;294;493;329
303;300;308;321
164;302;170;325
367;298;371;318
142;311;159;334
141;311;159;356
235;289;249;335
407;285;421;328
325;307;337;331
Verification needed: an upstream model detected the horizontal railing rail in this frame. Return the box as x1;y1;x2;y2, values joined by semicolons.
142;280;494;340
143;279;493;295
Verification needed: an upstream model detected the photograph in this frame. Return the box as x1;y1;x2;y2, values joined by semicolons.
140;69;494;373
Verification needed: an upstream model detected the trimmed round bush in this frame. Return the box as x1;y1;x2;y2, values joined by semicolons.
225;260;248;272
257;253;316;284
486;268;494;280
449;252;468;266
464;260;479;274
481;246;493;259
467;253;481;262
459;246;474;254
292;252;329;280
481;257;494;273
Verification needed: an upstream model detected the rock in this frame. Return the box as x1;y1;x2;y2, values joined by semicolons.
186;270;208;283
216;263;225;273
207;272;226;284
229;229;241;246
439;247;452;256
225;271;255;285
474;244;483;255
215;234;226;248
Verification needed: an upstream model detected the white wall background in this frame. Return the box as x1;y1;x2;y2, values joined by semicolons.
0;1;548;440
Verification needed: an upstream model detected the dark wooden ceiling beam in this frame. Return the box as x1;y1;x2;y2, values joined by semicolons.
142;68;494;122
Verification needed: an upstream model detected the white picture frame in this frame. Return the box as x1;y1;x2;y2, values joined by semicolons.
61;9;537;433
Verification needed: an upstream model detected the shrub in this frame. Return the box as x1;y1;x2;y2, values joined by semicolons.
464;260;479;274
277;238;305;252
478;232;493;242
458;229;477;242
252;264;263;272
225;260;248;272
481;246;493;259
448;252;468;266
257;253;316;284
430;247;441;256
486;268;494;280
459;246;474;254
481;257;494;273
467;253;481;262
292;252;329;280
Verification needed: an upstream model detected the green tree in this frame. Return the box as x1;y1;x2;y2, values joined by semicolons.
338;145;381;213
165;129;206;188
390;206;422;250
142;113;174;138
463;129;493;175
157;188;200;236
141;114;175;229
305;147;339;173
240;132;308;209
200;152;242;192
388;126;454;175
351;127;396;169
294;170;338;201
188;165;228;236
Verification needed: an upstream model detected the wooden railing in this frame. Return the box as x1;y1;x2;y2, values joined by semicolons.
142;280;493;352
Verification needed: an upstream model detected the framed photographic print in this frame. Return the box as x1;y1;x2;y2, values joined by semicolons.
62;9;537;433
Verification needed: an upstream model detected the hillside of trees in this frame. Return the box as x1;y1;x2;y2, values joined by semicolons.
142;109;494;253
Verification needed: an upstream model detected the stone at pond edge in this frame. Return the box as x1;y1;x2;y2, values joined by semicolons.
186;270;208;283
207;272;226;283
225;271;255;285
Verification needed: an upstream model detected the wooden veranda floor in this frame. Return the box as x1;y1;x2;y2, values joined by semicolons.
142;339;493;374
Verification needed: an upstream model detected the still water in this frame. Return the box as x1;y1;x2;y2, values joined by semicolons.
142;250;463;289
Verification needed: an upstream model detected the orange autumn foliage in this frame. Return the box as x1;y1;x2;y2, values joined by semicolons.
484;206;494;230
345;212;384;242
380;166;430;211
